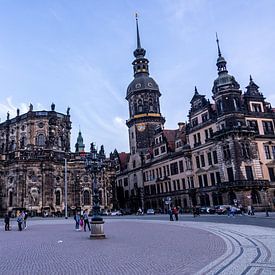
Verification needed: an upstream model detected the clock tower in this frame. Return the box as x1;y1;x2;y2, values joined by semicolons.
126;16;165;159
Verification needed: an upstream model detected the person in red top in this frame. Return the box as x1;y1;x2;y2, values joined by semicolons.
172;207;179;221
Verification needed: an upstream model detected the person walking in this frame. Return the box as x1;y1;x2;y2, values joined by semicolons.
17;212;23;231
4;213;10;231
23;211;28;229
168;208;173;221
83;210;91;232
74;212;80;231
173;207;179;221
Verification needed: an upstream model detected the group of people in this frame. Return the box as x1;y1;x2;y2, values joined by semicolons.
4;211;28;231
73;210;90;232
168;206;179;221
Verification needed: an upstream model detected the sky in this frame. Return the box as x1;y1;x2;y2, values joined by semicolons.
0;0;275;155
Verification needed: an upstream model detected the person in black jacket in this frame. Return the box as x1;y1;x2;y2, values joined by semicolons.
4;213;10;231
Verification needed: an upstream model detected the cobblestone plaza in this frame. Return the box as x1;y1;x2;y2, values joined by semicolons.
1;217;275;274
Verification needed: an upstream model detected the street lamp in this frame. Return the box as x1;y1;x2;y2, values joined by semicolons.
85;143;105;239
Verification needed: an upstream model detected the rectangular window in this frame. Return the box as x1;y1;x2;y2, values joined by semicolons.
170;162;179;175
197;133;201;144
161;146;166;153
213;151;218;164
123;178;128;187
190;177;194;188
166;165;170;176
264;145;271;159
203;174;208;187
193;134;197;144
208;152;213;166
227;167;234;182
216;172;221;184
263;121;274;135
209;128;213;137
168;182;171;192
202;113;208;122
198;175;203;188
159;167;162;178
252;103;262;112
177;179;181;190
165;182;168;192
154;148;159;156
205;129;209;140
268;168;275;181
173;180;176;191
179;160;184;173
182;178;186;189
200;155;205;167
210;173;215;185
245;166;254;180
196;156;200;168
247;120;259;133
272;146;275;159
192;117;198;126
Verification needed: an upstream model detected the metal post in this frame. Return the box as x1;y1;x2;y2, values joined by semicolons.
64;158;68;219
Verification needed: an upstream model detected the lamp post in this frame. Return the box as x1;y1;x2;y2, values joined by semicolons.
85;143;105;239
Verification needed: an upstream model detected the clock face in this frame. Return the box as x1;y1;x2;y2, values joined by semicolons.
136;123;146;132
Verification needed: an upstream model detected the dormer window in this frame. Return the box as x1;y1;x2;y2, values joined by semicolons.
252;103;262;112
202;113;208;122
192;117;198;127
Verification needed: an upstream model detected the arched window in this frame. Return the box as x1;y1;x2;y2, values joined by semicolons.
251;190;261;204
9;191;13;207
37;134;45;146
56;190;61;206
83;190;90;205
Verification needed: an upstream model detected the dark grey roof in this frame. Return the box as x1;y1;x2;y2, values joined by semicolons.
126;75;159;98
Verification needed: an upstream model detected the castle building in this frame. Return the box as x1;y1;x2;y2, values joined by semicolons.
115;20;275;212
0;104;115;216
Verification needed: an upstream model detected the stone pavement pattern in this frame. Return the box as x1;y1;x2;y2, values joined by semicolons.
1;218;275;274
0;219;225;275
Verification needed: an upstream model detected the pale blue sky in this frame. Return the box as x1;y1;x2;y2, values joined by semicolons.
0;0;275;154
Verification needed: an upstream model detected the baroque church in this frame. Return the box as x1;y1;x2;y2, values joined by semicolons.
0;104;116;217
115;18;275;213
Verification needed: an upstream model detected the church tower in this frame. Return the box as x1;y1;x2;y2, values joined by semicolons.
126;15;165;157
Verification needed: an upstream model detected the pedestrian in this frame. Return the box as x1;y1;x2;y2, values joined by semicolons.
173;206;179;221
23;211;28;229
4;213;10;231
168;208;173;221
192;206;197;218
247;205;252;215
74;212;80;231
17;212;23;231
79;216;84;231
251;205;255;215
83;210;91;232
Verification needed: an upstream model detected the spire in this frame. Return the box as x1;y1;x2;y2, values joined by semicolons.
215;33;228;75
133;13;146;59
216;32;221;57
132;14;149;76
245;74;260;96
194;86;198;95
136;13;141;49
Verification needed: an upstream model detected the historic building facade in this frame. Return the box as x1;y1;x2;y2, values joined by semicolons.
115;20;275;213
0;104;115;217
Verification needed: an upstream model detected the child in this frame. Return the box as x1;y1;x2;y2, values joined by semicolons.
79;215;84;231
